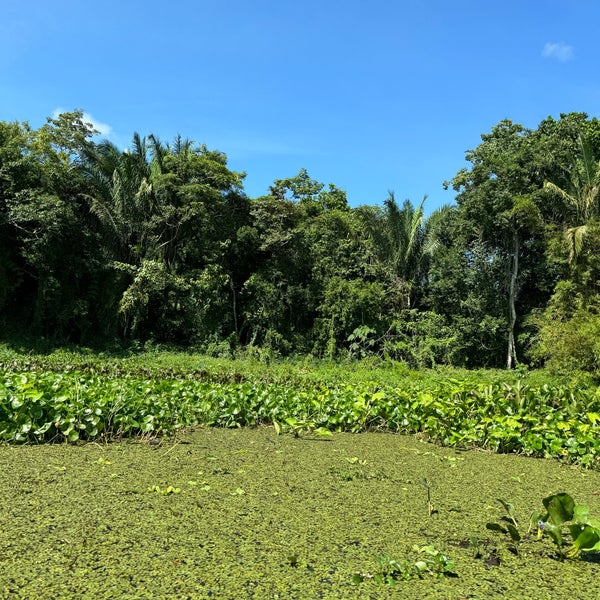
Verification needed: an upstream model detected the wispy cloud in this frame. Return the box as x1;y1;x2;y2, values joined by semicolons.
542;42;574;63
52;108;113;137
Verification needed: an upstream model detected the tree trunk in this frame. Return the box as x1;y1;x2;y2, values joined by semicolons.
230;276;238;335
507;231;519;369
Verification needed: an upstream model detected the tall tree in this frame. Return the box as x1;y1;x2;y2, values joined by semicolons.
82;133;248;342
0;121;33;325
446;119;548;368
4;111;104;340
543;134;600;265
358;193;430;309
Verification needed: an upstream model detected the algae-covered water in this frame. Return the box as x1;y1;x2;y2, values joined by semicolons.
2;428;600;599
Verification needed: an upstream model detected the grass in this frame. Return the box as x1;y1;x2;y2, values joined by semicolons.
2;427;600;599
0;342;588;389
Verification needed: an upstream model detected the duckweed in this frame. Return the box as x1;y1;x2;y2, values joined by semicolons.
1;428;600;598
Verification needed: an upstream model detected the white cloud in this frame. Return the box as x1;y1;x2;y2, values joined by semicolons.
542;42;574;63
52;108;113;137
83;112;112;136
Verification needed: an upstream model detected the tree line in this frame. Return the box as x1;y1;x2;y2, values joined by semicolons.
1;110;599;371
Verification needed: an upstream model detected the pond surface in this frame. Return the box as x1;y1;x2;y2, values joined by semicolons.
1;428;599;598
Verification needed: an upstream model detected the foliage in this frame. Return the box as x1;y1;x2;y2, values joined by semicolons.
485;498;523;554
315;277;385;357
352;546;455;585
485;492;600;563
382;311;458;368
2;357;600;473
534;492;600;559
4;110;600;370
4;427;600;598
529;284;600;373
147;484;181;495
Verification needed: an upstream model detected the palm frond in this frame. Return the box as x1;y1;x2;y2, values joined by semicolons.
565;224;588;263
544;180;577;206
578;134;596;188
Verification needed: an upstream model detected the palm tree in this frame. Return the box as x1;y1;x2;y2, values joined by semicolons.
360;193;443;308
81;134;166;335
544;134;600;263
82;133;157;265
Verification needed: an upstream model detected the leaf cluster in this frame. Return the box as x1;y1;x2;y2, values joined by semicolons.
2;366;600;471
353;545;455;585
534;492;600;559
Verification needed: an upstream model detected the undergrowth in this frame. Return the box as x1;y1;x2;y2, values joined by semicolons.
0;349;599;469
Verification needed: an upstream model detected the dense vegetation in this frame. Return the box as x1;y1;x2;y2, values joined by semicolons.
0;348;598;473
1;110;600;373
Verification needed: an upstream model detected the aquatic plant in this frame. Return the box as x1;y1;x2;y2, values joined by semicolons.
485;498;523;554
486;492;600;560
2;360;600;473
534;492;600;559
352;545;455;585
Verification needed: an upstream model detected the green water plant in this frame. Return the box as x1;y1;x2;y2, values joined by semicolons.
3;362;600;474
273;417;332;438
352;545;455;585
329;455;386;481
486;493;600;560
329;465;386;481
420;478;436;516
485;498;521;543
534;492;600;559
486;498;522;553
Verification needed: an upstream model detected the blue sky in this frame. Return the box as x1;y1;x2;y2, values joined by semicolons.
2;0;598;212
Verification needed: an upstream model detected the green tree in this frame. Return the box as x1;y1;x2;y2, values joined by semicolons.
0;121;33;326
4;111;106;340
316;277;386;358
301;207;379;355
82;132;248;342
358;193;432;309
446;119;550;368
426;208;509;367
240;195;311;351
530;123;600;372
543;134;600;265
270;168;349;213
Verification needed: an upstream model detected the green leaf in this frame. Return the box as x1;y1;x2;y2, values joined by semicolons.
414;560;428;573
314;427;333;437
573;504;590;524
544;522;563;548
543;493;575;526
33;422;53;436
486;522;507;534
506;523;521;542
569;523;600;551
497;498;516;517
